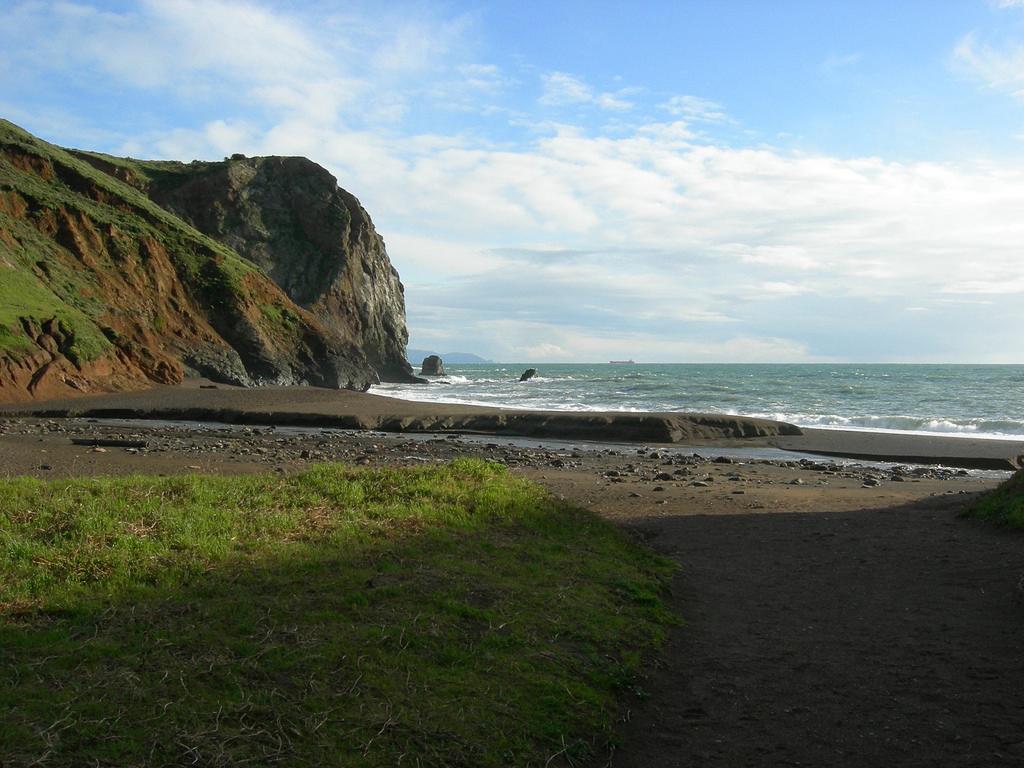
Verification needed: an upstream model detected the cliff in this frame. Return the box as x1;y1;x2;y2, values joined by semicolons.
71;151;416;382
0;119;415;402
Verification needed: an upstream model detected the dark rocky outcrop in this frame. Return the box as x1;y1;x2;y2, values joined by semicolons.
0;119;408;402
129;155;417;383
420;355;445;376
519;368;537;382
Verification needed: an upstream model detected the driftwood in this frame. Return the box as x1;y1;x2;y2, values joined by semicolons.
70;437;147;449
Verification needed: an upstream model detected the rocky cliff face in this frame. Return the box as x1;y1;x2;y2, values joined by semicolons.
0;119;412;402
78;153;417;383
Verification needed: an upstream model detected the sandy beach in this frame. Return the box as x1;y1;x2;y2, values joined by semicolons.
2;380;1022;470
2;384;1023;766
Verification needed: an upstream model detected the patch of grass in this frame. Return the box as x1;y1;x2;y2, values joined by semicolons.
0;261;111;362
260;302;302;340
0;460;675;766
965;469;1024;528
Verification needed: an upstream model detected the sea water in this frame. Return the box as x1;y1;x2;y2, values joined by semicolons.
371;363;1024;440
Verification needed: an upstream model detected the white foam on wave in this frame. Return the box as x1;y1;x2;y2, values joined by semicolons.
759;413;1024;441
368;384;651;413
369;386;522;410
370;381;1024;440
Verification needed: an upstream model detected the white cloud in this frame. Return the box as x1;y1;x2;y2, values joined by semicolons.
759;281;809;297
521;342;568;359
952;32;1024;98
821;52;862;73
659;94;729;122
539;72;592;105
539;71;634;111
2;0;490;129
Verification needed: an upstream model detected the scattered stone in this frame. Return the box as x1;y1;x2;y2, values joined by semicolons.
654;472;674;481
70;437;147;448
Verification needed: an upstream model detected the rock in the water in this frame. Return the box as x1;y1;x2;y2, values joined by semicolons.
420;355;445;376
519;368;538;382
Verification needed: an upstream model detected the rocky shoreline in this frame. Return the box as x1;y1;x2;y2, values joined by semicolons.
0;412;1000;493
0;381;802;444
2;382;1022;470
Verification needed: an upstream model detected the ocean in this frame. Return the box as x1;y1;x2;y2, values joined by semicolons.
372;363;1024;440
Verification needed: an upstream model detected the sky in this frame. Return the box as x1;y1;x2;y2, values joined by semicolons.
3;1;1024;363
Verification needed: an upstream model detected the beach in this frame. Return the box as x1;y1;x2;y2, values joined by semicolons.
1;379;1021;470
2;383;1023;766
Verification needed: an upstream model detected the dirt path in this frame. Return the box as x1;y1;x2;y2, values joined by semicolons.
609;495;1024;768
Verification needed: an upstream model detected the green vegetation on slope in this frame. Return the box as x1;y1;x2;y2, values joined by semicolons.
0;261;111;362
0;119;263;361
0;460;675;766
966;469;1024;528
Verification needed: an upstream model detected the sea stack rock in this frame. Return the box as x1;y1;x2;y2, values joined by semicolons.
519;368;537;382
420;355;445;376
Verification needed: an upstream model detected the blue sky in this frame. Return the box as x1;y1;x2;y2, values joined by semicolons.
4;0;1024;362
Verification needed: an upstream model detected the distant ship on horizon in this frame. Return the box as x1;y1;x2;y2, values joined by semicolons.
609;359;636;364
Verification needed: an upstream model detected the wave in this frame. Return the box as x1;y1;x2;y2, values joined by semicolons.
370;370;1024;440
760;413;1024;439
